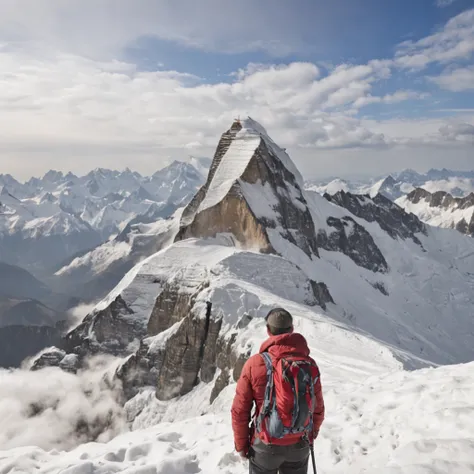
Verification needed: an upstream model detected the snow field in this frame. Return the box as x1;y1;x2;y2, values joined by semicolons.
1;338;473;473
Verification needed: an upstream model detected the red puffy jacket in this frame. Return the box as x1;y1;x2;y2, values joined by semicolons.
231;332;325;453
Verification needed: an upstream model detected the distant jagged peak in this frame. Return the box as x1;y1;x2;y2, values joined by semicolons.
64;171;78;181
392;168;425;182
0;173;21;186
42;170;64;182
189;156;212;175
398;187;474;237
407;187;474;209
152;160;202;181
86;168;119;181
381;175;397;186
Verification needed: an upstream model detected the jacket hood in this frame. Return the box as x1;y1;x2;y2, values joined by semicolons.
259;332;310;358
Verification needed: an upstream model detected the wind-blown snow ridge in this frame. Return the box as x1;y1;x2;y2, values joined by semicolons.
198;117;303;214
198;124;260;213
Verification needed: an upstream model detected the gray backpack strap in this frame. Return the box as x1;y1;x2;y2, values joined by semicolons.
256;352;273;433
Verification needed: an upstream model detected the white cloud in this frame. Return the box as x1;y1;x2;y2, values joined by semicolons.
429;65;474;91
0;0;312;58
0;46;472;179
0;357;126;451
365;115;474;146
0;52;398;177
439;121;474;142
353;90;428;108
0;4;473;179
435;0;458;7
395;8;474;69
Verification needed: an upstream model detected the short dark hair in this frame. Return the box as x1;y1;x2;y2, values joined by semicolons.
267;324;293;336
266;308;293;335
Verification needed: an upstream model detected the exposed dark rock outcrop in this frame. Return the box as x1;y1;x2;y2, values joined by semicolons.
326;191;427;246
408;188;474;210
317;216;389;273
156;305;221;400
371;281;389;296
65;295;145;357
117;290;224;402
209;333;251;404
406;188;474;237
310;281;335;309
31;347;66;370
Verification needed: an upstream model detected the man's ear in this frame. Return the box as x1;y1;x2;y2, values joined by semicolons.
266;325;271;336
289;325;294;334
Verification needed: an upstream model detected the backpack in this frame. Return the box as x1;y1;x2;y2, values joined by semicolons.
255;352;320;444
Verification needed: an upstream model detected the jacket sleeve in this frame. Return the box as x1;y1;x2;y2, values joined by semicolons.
231;359;254;453
313;369;325;434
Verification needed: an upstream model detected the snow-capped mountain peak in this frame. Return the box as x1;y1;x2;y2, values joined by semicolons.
396;188;474;236
0;162;208;274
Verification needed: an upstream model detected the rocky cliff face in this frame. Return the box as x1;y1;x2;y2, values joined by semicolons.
176;119;319;260
326;191;427;245
408;188;474;209
316;215;389;273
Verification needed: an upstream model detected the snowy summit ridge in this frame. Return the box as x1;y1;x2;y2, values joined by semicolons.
177;117;319;260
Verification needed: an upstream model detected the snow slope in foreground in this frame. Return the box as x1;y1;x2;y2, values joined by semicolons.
1;351;472;473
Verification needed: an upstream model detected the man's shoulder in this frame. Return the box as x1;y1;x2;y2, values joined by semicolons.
241;352;265;373
245;352;264;365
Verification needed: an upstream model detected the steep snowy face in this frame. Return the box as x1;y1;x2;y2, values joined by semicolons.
52;210;182;302
177;118;319;259
397;189;474;237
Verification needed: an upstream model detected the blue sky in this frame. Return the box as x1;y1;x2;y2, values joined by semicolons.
125;0;472;77
0;0;473;179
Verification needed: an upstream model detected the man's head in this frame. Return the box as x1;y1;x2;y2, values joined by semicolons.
265;308;293;336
